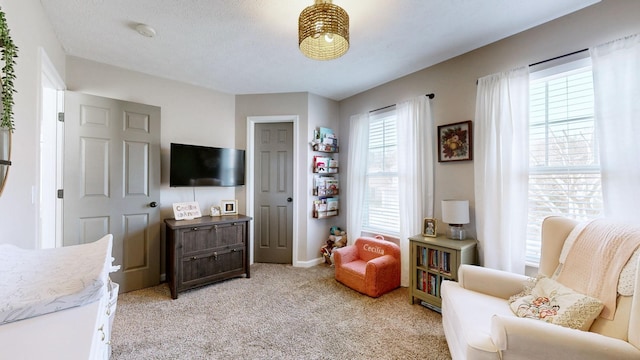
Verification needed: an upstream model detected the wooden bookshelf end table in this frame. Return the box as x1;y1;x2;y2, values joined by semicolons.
409;234;477;311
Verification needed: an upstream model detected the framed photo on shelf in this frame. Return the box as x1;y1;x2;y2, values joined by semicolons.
220;200;238;215
437;120;473;162
422;218;437;237
210;206;221;217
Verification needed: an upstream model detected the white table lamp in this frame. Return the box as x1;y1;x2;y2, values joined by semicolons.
441;200;469;240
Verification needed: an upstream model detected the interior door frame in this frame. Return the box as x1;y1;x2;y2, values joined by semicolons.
38;47;66;249
246;115;300;266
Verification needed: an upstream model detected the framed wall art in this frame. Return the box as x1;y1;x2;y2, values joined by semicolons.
220;200;238;215
437;120;473;162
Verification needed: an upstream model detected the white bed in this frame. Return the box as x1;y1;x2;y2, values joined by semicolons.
0;235;119;360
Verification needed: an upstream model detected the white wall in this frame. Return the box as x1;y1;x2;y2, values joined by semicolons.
338;0;640;255
0;0;66;248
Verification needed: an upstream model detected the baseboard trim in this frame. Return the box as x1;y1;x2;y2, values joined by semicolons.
294;257;326;268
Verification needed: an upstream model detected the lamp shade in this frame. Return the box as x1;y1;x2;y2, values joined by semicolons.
441;200;469;225
298;0;349;60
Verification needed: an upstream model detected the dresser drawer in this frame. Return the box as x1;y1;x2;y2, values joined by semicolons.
180;222;246;255
180;245;245;286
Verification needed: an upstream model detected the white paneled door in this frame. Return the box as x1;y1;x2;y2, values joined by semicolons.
63;91;161;293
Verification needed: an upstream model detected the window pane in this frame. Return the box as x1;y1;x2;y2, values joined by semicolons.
363;109;399;235
527;64;603;265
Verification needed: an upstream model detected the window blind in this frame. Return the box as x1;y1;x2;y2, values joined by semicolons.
526;64;603;265
363;108;400;236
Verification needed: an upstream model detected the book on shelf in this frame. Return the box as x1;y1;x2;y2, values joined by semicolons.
314;176;339;196
441;252;451;274
420;300;442;313
313;200;327;212
428;273;438;296
313;127;339;152
319;127;334;140
313;198;339;218
428;249;439;270
314;155;338;173
326;198;339;211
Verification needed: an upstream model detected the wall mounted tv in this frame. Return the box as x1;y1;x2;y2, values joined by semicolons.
170;143;246;187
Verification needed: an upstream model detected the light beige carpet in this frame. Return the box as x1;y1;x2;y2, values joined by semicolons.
111;263;451;360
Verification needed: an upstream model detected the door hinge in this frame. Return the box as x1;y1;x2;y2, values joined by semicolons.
57;189;64;199
58;112;64;122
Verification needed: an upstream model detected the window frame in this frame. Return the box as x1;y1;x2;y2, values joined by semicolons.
361;107;400;237
526;56;603;266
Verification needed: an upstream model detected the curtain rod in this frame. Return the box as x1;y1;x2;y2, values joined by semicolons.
476;49;590;85
529;48;588;67
369;93;435;113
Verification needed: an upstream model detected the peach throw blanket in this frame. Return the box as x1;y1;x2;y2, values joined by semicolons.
556;219;640;320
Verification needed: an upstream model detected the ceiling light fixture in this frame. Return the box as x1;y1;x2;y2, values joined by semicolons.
135;23;156;38
298;0;349;61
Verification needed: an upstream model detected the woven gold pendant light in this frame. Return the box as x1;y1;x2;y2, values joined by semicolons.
298;0;349;60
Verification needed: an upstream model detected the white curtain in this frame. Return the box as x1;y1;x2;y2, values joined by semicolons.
591;34;640;223
346;113;369;243
474;67;530;273
397;96;435;286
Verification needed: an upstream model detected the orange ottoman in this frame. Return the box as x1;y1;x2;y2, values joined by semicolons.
333;236;401;297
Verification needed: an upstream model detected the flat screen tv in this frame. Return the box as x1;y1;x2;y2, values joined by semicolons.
170;143;246;187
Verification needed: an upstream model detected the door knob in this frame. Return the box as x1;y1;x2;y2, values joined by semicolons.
149;201;158;208
287;197;293;202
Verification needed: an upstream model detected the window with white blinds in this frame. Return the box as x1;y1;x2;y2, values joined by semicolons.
362;107;400;236
527;60;603;265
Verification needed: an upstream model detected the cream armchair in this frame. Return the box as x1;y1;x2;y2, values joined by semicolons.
440;216;640;359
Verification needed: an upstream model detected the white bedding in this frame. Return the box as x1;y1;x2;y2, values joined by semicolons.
0;235;114;324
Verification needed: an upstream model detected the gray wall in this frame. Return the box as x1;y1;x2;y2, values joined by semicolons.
235;92;341;265
338;0;640;250
3;0;639;270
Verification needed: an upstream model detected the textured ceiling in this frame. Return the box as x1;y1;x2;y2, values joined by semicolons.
39;0;600;101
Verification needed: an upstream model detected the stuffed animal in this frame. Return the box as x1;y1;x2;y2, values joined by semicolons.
320;226;348;265
329;226;348;247
330;233;347;248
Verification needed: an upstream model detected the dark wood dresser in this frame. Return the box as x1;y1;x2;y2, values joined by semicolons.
165;215;251;299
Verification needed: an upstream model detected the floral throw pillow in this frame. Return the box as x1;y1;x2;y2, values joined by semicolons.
508;276;604;331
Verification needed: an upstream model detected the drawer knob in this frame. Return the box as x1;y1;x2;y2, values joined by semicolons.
191;256;197;260
191;227;198;231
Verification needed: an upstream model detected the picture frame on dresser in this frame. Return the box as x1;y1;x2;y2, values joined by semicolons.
422;218;437;237
210;206;221;216
220;200;238;215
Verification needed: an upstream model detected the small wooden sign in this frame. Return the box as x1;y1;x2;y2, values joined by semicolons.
172;202;202;220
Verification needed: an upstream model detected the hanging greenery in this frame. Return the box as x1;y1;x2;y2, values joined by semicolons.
0;7;17;132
